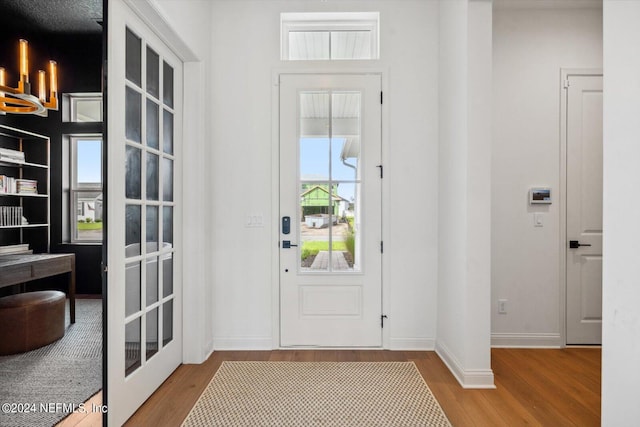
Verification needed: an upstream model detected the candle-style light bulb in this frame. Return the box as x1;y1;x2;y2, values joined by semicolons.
38;70;46;102
0;67;5;106
19;39;29;93
49;61;57;96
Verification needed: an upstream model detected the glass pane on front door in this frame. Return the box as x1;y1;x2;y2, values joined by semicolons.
298;90;361;272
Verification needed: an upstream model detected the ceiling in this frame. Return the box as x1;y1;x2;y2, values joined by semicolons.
1;0;103;34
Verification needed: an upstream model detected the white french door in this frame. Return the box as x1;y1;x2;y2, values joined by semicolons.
565;73;603;345
279;74;382;347
107;1;183;424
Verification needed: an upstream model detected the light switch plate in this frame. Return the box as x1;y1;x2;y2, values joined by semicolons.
246;214;264;227
534;212;544;227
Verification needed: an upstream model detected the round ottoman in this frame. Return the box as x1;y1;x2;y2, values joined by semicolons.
0;291;66;355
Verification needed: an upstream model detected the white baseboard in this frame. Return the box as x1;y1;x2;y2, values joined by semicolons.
389;337;436;350
435;342;496;389
213;336;273;350
491;332;562;348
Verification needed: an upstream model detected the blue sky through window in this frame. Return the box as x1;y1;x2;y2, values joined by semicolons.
77;139;102;184
300;137;357;202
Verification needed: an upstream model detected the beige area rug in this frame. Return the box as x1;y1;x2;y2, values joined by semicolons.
182;361;452;426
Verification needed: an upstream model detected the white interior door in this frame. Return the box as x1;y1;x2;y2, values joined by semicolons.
107;1;183;424
279;74;382;347
566;73;603;345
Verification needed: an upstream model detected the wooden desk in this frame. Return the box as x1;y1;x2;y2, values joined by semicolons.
0;253;76;323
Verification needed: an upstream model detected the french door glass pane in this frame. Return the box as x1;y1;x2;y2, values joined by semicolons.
146;206;158;252
162;158;173;201
146;152;159;201
125;262;141;317
163;300;173;345
125;29;141;86
163;61;174;108
146;256;159;306
146;100;159;149
163;254;173;297
146;47;160;99
125;145;141;199
163;206;173;245
125;88;142;143
125;205;141;255
125;318;141;376
146;307;159;360
163;109;174;155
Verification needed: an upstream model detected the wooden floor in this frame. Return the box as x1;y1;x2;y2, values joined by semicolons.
61;348;601;426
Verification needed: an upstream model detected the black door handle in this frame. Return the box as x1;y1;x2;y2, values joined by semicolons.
282;240;298;248
569;240;592;249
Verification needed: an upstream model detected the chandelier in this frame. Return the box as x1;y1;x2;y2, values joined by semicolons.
0;39;58;116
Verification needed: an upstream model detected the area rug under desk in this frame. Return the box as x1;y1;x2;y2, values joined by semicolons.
0;299;102;427
182;361;452;427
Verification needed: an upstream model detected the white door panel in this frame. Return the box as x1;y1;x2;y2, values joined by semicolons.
566;74;603;345
279;74;382;347
107;1;183;424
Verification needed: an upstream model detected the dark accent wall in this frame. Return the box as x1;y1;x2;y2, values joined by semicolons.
0;32;103;294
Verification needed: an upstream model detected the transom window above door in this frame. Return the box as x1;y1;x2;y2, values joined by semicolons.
281;12;379;60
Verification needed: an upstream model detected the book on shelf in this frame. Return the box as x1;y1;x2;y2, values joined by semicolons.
16;179;38;194
0;243;32;255
0;176;38;194
0;206;24;226
0;147;25;164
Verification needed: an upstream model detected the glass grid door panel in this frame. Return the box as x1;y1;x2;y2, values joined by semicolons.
124;26;175;377
299;90;362;273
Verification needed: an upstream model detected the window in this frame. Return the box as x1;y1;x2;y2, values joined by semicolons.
281;12;379;60
70;136;103;242
62;92;103;243
62;93;103;122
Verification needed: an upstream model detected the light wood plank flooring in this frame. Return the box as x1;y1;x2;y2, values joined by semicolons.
60;348;601;426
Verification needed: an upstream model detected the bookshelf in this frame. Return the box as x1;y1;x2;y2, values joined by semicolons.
0;125;50;253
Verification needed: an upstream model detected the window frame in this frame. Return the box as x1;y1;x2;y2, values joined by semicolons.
69;134;104;244
281;12;380;61
62;92;104;123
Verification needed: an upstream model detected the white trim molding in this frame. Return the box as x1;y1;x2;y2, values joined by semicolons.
491;332;562;348
389;338;436;351
213;337;274;351
436;342;496;389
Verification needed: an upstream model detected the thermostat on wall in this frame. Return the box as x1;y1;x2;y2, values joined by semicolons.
530;187;551;204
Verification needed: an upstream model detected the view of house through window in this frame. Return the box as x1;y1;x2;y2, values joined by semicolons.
72;136;103;242
299;91;362;272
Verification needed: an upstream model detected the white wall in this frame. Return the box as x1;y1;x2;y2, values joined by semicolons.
208;0;439;350
491;5;602;347
437;0;494;388
150;0;215;362
602;1;640;424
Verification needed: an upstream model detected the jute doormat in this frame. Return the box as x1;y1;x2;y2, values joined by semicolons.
182;361;452;426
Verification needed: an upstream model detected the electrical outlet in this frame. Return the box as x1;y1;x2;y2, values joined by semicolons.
498;299;507;314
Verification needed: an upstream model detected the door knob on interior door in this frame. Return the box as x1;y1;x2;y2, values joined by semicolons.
569;240;592;249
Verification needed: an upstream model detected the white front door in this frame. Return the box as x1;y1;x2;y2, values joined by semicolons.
566;73;603;345
107;1;183;424
279;74;382;347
